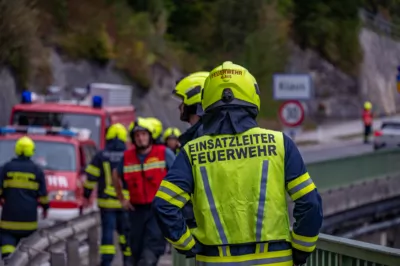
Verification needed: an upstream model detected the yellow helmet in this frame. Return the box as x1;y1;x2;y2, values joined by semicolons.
129;117;146;132
106;123;128;142
202;61;260;113
15;136;35;157
146;117;163;140
364;101;372;110
162;127;182;142
174;71;209;106
129;117;154;138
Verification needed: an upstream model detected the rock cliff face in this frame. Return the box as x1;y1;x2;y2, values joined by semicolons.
359;28;400;116
0;27;399;127
0;68;18;126
49;51;187;130
287;28;400;120
0;51;188;130
287;44;360;120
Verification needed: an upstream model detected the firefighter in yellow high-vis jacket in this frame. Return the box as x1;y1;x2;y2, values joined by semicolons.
153;61;323;266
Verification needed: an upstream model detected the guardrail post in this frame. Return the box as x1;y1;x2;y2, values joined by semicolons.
66;238;81;266
51;252;66;266
88;226;99;266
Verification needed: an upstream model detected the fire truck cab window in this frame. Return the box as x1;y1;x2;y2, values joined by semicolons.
0;140;77;171
82;145;95;165
13;111;101;146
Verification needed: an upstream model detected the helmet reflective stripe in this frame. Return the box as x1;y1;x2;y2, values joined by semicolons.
15;136;35;157
185;86;201;100
173;71;209;106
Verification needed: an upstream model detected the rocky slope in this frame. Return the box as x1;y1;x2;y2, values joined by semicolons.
0;27;399;128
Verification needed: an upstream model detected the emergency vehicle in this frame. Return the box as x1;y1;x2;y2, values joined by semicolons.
0;126;98;221
10;83;136;149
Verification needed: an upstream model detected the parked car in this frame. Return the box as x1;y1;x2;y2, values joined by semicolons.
373;120;400;150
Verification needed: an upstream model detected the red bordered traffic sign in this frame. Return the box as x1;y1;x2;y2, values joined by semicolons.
278;100;305;127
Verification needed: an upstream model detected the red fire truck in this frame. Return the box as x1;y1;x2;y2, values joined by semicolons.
10;83;136;149
0;126;98;221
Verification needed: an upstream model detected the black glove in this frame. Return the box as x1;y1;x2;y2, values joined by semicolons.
292;248;309;265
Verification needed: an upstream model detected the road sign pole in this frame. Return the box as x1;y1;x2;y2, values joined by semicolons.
273;73;313;139
278;100;305;139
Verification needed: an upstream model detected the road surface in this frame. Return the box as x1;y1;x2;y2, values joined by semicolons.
300;139;374;164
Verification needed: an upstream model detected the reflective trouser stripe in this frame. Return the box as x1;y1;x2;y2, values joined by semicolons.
119;235;126;244
123;247;132;256
196;249;292;265
118;234;132;256
0;220;38;230
200;166;228;249
1;245;15;254
100;245;116;254
256;160;269;243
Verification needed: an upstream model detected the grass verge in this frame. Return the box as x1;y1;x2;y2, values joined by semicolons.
336;133;363;140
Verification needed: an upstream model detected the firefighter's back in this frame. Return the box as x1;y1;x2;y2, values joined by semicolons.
1;157;43;230
0;136;49;259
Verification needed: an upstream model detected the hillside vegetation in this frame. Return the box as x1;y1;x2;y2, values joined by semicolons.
0;0;396;118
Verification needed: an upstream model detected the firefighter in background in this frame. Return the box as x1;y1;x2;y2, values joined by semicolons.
112;118;175;266
83;123;131;266
170;71;209;232
162;127;181;154
153;61;323;265
0;136;49;259
363;101;373;144
146;117;164;144
173;71;208;146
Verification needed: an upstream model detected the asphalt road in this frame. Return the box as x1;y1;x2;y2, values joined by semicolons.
299;139;374;164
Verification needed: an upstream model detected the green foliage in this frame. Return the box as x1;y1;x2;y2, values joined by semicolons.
292;0;363;74
3;0;389;117
0;0;50;90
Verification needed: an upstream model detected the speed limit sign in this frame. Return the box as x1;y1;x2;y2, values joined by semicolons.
278;100;305;127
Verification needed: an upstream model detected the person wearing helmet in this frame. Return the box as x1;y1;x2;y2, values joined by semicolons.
153;61;323;266
162;127;181;154
113;118;175;266
83;123;131;266
171;71;209;232
363;101;373;144
146;117;164;144
173;71;209;146
0;136;49;259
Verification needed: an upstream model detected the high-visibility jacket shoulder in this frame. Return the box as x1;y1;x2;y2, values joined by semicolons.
84;149;129;209
0;157;48;232
123;145;167;205
183;127;291;245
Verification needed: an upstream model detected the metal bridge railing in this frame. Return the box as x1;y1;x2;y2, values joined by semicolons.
172;233;400;266
0;212;100;266
0;211;399;266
